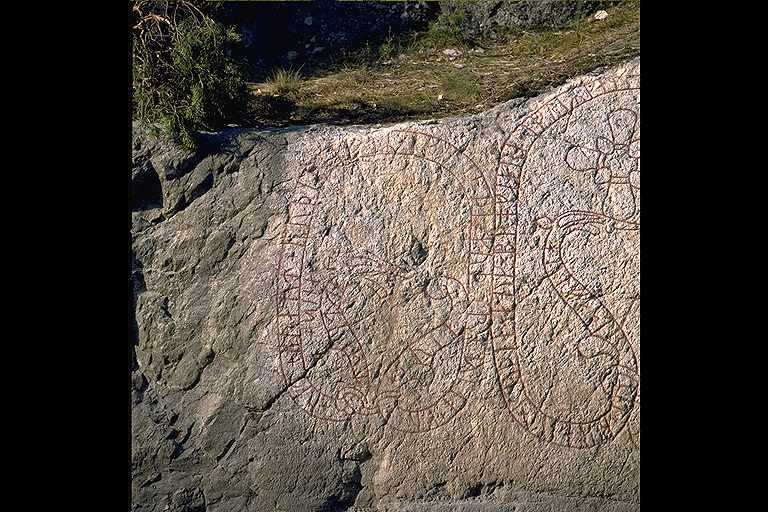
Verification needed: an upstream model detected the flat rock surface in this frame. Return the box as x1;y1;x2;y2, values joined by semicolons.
131;58;640;512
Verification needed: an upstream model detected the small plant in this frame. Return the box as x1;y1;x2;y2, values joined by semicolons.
378;29;397;60
378;39;395;60
132;1;248;151
266;68;302;96
415;7;471;49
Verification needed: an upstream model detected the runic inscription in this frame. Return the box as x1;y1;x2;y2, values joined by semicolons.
275;61;640;446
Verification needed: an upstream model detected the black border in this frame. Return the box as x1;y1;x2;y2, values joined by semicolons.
43;0;740;509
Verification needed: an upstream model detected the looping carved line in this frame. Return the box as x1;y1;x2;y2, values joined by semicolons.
275;130;492;432
493;61;640;448
273;61;641;445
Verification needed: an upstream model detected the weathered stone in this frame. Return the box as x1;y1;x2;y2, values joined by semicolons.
441;0;603;40
132;59;640;511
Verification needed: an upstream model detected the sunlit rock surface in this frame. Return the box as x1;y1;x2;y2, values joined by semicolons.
132;58;640;512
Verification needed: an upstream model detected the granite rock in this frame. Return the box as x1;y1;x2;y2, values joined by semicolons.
440;0;603;40
132;58;640;512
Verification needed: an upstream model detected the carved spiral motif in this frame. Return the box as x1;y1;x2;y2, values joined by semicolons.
493;65;640;448
275;62;640;446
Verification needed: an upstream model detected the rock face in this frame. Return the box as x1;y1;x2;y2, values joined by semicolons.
132;59;640;512
440;0;603;40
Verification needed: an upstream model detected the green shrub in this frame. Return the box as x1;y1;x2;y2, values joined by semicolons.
133;5;247;151
415;4;471;49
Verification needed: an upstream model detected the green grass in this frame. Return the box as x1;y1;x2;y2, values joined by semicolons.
440;70;482;103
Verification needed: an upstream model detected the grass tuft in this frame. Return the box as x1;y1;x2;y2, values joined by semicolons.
265;68;303;97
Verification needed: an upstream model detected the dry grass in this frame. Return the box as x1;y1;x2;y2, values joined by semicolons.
246;0;640;126
263;67;303;97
